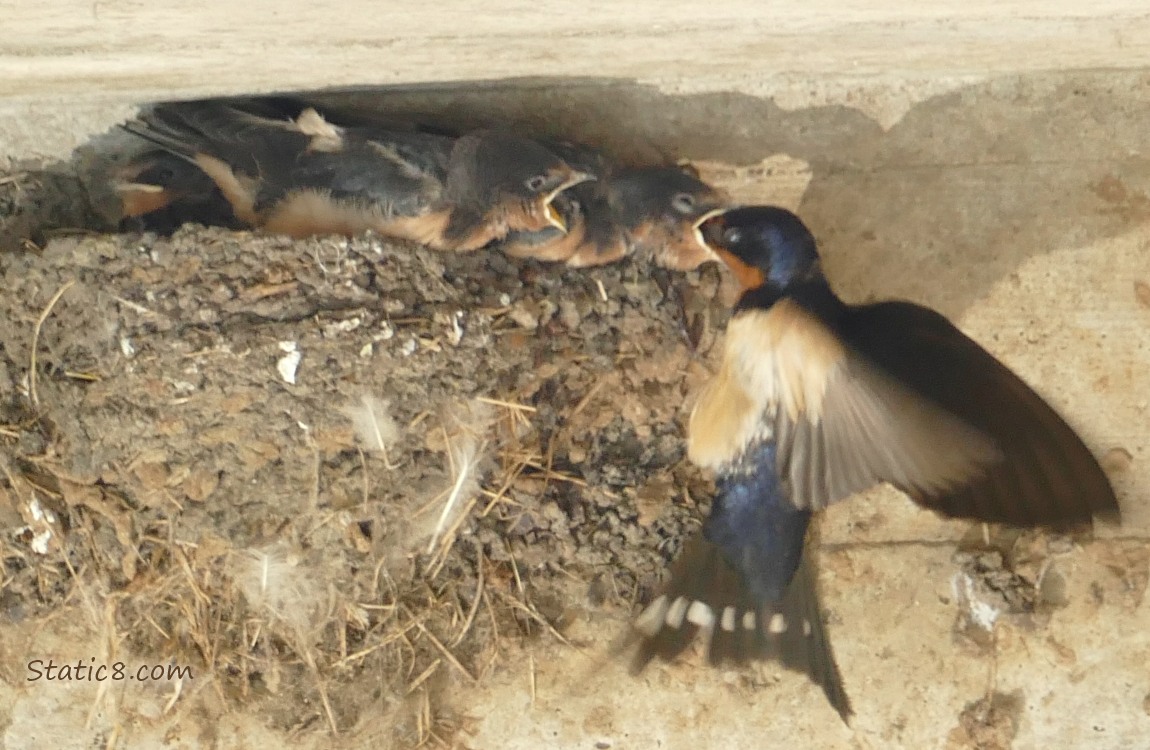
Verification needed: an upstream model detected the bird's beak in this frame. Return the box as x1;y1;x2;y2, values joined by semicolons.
692;208;729;257
694;209;765;292
544;170;595;232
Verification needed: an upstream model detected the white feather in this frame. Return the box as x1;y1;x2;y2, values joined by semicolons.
343;395;400;455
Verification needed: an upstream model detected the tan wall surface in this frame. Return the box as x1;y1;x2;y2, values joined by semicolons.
4;2;1150;160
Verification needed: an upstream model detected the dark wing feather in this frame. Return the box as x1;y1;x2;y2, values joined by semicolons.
791;353;1005;509
705;304;1003;514
125;101;311;176
839;301;1119;525
285;132;453;219
136;101;456;219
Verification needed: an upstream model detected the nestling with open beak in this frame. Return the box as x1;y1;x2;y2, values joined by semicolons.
498;141;727;270
623;205;1120;722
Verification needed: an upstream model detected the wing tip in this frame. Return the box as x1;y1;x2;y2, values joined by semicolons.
912;457;1122;529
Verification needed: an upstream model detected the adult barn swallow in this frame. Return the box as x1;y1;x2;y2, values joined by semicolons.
627;205;1119;721
121;101;592;251
498;141;727;270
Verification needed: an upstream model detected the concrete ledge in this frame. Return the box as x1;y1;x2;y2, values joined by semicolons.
6;3;1150;101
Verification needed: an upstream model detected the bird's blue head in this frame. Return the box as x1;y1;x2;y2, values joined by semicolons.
699;205;823;294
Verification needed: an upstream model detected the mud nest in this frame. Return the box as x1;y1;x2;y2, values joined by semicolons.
0;220;735;743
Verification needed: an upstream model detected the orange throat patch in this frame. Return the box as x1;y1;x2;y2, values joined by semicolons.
715;248;766;293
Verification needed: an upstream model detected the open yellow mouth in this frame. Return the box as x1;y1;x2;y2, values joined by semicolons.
546;200;566;232
543;171;594;233
692;208;728;257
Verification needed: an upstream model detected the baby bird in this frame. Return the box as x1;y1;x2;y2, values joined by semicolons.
120;100;592;251
498;141;727;270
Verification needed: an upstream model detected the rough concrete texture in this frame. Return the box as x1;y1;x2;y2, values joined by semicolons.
4;3;1150;101
1;65;1149;750
5;2;1150;162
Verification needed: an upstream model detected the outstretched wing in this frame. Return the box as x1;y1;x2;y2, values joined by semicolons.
840;301;1120;525
689;299;1003;515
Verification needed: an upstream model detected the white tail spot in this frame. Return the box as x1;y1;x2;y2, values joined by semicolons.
665;596;689;629
686;601;715;629
802;619;813;637
634;595;668;637
721;607;737;632
768;613;787;634
742;611;756;631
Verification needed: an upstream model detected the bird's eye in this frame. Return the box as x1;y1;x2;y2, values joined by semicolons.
671;192;696;214
722;227;742;246
525;175;548;192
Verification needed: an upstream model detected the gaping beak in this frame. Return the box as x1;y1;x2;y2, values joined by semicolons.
692;208;729;257
544;170;595;233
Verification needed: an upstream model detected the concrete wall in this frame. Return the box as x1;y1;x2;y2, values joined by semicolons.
4;2;1150;161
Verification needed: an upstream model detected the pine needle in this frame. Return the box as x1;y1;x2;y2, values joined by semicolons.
426;434;484;555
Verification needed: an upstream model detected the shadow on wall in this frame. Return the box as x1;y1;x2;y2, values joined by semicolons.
7;70;1150;319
